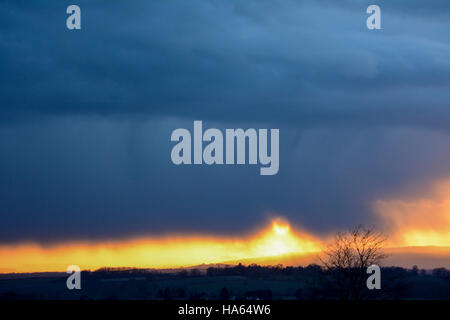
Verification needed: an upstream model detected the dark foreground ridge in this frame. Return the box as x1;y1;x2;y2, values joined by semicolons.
1;264;449;300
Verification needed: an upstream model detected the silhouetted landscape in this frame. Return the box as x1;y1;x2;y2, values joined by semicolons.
1;264;449;300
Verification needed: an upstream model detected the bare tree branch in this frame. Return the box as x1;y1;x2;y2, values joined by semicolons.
320;226;387;300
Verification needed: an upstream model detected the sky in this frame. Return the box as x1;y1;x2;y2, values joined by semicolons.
1;0;450;259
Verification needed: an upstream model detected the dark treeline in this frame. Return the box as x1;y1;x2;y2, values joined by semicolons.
89;263;450;280
205;263;322;277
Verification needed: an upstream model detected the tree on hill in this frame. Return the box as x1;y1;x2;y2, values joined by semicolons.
321;225;387;300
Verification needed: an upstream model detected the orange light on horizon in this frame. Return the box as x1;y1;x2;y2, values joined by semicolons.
4;183;450;274
398;229;450;247
375;180;450;248
0;220;322;273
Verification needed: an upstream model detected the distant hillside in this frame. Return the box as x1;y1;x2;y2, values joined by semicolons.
384;246;450;269
216;247;450;269
222;252;321;267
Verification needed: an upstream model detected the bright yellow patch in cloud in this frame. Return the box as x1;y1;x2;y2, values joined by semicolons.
375;181;450;247
0;220;321;273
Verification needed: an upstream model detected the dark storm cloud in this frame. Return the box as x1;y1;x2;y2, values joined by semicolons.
1;0;449;126
3;118;450;243
0;1;450;243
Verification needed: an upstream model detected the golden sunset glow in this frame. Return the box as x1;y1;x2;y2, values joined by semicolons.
0;220;322;273
375;181;450;247
4;184;450;275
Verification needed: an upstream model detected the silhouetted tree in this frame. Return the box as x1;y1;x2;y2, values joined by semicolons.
432;267;449;278
321;225;387;300
190;268;201;277
411;265;419;276
178;270;188;278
